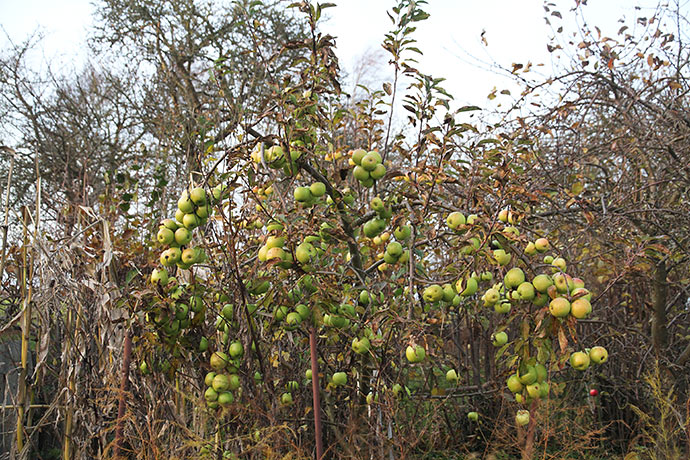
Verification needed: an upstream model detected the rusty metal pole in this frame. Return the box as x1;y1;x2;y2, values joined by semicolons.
309;328;324;460
113;329;132;459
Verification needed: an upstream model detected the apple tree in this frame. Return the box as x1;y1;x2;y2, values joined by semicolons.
134;1;611;458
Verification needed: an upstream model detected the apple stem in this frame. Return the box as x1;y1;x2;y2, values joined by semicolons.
309;328;324;459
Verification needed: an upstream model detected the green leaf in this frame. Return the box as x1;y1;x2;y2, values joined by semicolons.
126;269;138;285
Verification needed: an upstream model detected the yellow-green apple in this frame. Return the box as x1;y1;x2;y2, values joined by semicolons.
570;298;592;319
446;211;466;230
516;282;536;300
332;372;347;386
150;268;169;285
493;249;512;266
423;285;444;303
515;410;530;426
190;187;207;206
549;297;571;317
504;268;525;289
310;182;326;197
589;346;608;364
534;238;549;252
492;331;508;346
532;274;553;293
570;351;590;370
507;374;524;393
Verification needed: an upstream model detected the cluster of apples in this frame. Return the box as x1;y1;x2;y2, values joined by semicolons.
146;281;207;344
256;222;293;269
203;342;244;409
293;181;327;206
351;149;386;187
250;144;302;175
151;186;213;286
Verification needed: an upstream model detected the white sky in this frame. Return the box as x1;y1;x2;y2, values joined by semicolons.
0;0;680;110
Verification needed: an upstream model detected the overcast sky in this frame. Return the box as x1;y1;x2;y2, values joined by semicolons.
0;0;681;110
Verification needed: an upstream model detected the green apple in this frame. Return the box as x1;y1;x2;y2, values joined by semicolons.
280;392;293;405
446;369;458;383
386;241;403;258
524;242;537;256
229;341;243;359
204;387;219;402
181;248;198;265
150;268;169;285
493;249;512;266
266;235;285;249
285;312;302;327
532;274;553;293
174;227;193;246
295;304;311;320
492;331;508;347
507;374;523;393
182;213;199;229
498;209;509;223
423;285;444;303
394;224;411;241
332;372;347;386
370;197;385;212
294;186;312;203
204;371;216;387
571;287;592;301
295;242;316;264
504;268;525;289
361;151;381;171
549;297;571;318
210;352;229;371
553;273;573;293
535;363;547;383
310;182;326;197
228;374;240;391
405;345;426;363
157;227;175;245
483;288;500;305
589;346;608;364
352;337;371;354
218;391;234;406
534;238;549;252
178;191;195;214
516;282;536;300
353;165;370;181
518;364;537;385
212;374;230;392
265;247;286;261
515;410;530;426
370;163;386;180
195;205;209;219
161;219;178;231
494;301;511;314
351;148;367;165
467;411;479;422
442;284;456;302
190;187;207;206
359;290;370;305
458;277;478;296
570;351;590;371
551;257;567;272
526;382;541;399
446;212;466;230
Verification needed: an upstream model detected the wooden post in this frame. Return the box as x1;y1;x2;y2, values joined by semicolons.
309;328;324;460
